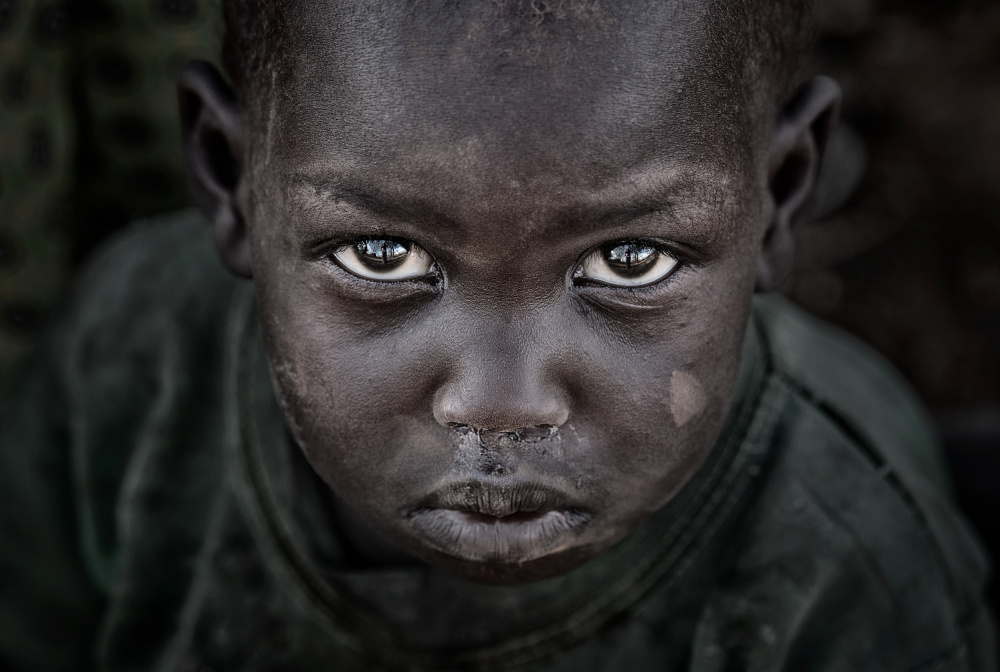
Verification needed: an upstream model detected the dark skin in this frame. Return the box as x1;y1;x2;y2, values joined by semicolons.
179;0;839;583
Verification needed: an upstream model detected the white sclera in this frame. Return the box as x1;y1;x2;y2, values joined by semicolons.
578;248;679;287
333;242;435;281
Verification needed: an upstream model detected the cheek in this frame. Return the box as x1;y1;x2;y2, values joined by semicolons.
578;285;753;518
575;366;737;537
580;363;727;486
268;354;463;520
262;309;454;494
251;264;447;492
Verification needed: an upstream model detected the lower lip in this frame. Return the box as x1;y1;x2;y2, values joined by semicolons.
407;508;591;564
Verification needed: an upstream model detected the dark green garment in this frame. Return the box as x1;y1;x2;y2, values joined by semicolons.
0;210;995;671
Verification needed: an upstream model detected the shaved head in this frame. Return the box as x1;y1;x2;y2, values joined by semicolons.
222;0;817;137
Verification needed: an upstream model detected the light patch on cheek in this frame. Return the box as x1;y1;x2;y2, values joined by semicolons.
669;370;708;428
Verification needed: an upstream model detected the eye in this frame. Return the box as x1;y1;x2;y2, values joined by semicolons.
576;240;679;288
331;238;435;282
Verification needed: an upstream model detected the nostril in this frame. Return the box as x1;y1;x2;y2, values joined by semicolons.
446;423;560;444
446;422;473;436
514;425;559;443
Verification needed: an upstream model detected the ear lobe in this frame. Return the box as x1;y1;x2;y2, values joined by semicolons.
756;75;842;291
178;61;252;278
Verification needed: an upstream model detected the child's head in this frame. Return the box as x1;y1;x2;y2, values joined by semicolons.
179;0;838;583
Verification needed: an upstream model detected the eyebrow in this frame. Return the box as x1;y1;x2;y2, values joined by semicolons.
287;173;432;224
593;200;671;226
286;168;719;237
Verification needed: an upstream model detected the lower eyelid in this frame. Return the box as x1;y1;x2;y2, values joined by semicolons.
316;258;442;304
576;267;689;307
326;258;441;294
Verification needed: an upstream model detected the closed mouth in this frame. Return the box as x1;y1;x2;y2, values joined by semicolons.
406;479;591;564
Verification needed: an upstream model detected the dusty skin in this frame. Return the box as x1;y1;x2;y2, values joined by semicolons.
669;370;708;428
180;0;839;583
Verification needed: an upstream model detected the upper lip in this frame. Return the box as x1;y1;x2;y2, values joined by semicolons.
413;478;584;519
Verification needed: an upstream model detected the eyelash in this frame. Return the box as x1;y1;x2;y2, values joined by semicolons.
571;242;689;290
325;256;443;288
316;236;690;292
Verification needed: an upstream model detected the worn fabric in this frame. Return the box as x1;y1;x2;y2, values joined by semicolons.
0;210;994;671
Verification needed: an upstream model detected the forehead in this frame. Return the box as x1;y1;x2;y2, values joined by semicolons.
258;0;759;211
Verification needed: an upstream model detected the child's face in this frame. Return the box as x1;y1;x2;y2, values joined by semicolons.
183;1;836;582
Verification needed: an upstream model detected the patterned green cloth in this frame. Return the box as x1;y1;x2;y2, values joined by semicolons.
0;0;221;393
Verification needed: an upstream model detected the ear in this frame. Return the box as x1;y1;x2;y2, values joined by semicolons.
756;76;841;291
178;61;252;278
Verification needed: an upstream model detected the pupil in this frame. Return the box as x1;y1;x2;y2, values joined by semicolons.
356;239;409;269
604;242;657;277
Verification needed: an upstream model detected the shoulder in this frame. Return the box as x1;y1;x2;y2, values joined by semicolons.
58;208;242;399
57;210;244;587
752;292;948;492
57;208;241;432
750;295;990;605
700;295;995;671
65;208;236;345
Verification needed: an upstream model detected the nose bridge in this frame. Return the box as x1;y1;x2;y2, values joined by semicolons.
432;311;569;433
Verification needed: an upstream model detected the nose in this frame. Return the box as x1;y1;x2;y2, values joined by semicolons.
432;323;569;433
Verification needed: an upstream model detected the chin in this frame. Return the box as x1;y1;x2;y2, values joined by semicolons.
424;542;604;585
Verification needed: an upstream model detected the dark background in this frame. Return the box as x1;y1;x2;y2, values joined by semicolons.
0;0;998;610
789;0;1000;612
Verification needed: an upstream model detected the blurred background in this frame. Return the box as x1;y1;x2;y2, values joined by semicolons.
0;0;998;608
